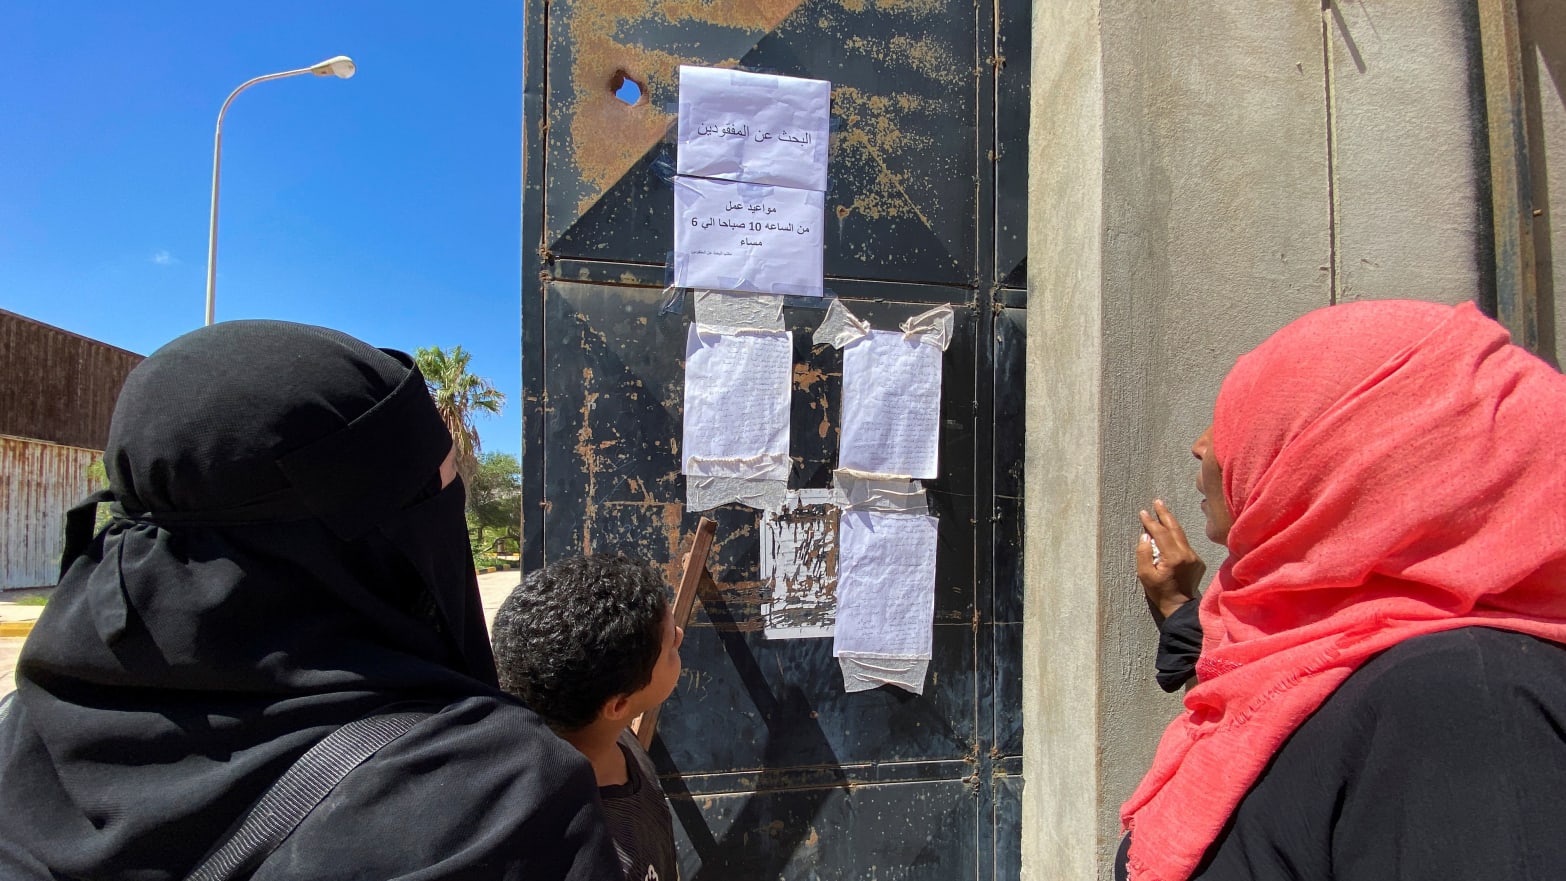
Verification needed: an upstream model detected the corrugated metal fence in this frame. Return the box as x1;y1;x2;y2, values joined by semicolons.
1;309;142;451
1;435;98;590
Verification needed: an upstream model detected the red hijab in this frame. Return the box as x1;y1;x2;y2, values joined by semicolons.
1121;300;1566;881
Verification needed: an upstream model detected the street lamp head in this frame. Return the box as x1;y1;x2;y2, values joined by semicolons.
310;55;356;79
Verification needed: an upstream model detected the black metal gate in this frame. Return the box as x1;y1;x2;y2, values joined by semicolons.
521;2;1028;877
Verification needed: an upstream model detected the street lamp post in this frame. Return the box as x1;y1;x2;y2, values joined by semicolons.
204;55;356;327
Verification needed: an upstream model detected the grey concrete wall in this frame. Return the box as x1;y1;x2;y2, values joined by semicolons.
1329;0;1490;305
1025;3;1521;879
1092;0;1334;864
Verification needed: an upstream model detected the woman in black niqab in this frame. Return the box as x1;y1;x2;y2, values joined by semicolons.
0;321;620;880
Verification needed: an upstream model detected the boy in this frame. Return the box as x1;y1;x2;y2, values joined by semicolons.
492;553;683;881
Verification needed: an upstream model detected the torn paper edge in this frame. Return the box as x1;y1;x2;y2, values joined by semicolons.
760;488;839;640
693;290;786;332
900;303;955;351
838;653;931;695
830;469;929;514
812;297;870;349
687;476;787;513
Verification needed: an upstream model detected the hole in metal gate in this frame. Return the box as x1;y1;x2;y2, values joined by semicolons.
611;71;643;105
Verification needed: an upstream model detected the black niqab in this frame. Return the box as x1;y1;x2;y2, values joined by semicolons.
0;321;618;880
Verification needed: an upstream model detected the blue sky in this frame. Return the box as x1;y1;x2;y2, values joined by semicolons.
1;2;526;456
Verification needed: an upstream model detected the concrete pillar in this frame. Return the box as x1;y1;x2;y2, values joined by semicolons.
1023;3;1333;878
1024;3;1555;879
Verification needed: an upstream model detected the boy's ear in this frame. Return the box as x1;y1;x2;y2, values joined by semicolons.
600;693;635;723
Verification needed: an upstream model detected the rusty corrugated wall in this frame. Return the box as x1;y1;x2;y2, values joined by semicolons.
0;309;142;449
1;436;98;590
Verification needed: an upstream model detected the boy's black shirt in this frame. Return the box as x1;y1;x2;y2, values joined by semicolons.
600;730;678;881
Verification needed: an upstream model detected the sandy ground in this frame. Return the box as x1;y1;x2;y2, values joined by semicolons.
0;570;526;699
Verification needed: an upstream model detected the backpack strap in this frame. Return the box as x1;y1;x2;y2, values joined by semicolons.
183;711;431;881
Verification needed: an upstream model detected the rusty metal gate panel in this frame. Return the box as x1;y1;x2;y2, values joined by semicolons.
523;2;1028;878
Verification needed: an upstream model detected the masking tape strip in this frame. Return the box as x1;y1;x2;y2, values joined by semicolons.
900;303;955;351
830;469;928;514
837;653;931;695
812;298;871;349
693;290;786;331
687;476;787;513
660;284;686;315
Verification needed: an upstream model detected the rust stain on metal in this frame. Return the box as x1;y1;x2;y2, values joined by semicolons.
655;0;799;26
792;363;825;391
837;0;943;14
575;386;601;556
563;0;803;217
830;85;941;229
843;34;965;90
793;363;834;439
656;498;687;588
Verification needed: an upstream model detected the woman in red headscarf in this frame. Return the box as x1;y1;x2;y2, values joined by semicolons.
1121;300;1566;881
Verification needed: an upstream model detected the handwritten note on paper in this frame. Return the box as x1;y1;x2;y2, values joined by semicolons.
832;512;938;658
677;65;831;192
682;326;794;480
673;176;824;297
838;330;943;479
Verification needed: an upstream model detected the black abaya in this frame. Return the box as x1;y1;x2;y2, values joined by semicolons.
0;321;620;880
1118;624;1566;881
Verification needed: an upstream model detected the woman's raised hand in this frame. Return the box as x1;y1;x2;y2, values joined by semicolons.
1136;499;1205;624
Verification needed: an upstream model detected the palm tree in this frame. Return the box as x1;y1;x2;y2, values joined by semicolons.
414;345;505;486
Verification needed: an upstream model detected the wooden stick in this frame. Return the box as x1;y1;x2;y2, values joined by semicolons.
636;517;716;750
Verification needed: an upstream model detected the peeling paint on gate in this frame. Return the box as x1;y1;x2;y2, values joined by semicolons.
553;0;803;217
542;0;978;284
524;0;1028;875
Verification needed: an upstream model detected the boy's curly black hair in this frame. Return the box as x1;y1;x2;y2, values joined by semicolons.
492;553;670;731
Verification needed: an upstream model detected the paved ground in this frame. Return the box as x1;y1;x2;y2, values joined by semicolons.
0;638;23;697
0;570;526;699
477;568;524;632
0;595;46;698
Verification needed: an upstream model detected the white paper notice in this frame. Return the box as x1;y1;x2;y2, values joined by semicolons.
832;512;937;658
682;326;794;480
677;65;831;192
673;176;824;297
838;330;943;479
